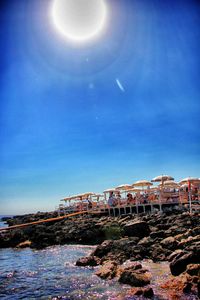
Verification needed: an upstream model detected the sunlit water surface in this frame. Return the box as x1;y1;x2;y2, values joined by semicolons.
0;244;197;300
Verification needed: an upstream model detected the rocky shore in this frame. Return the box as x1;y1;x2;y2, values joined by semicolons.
1;209;200;298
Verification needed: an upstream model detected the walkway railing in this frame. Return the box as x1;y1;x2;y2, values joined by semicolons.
0;211;88;232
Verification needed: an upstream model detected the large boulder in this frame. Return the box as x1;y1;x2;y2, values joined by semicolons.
95;260;118;279
120;261;142;272
167;249;183;262
76;256;100;267
129;287;154;299
160;236;178;251
123;221;150;238
0;229;28;248
119;267;151;286
30;225;57;249
170;251;200;276
138;237;154;247
151;244;171;262
92;240;114;258
160;274;193;298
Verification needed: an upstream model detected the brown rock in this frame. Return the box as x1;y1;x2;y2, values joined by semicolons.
167;249;183;262
16;240;31;248
76;255;100;266
160;272;200;298
186;264;200;276
123;221;150;238
160;274;191;298
119;268;151;286
150;230;166;239
129;287;154;298
95;260;118;279
117;261;142;278
170;251;199;276
160;236;178;250
92;240;113;258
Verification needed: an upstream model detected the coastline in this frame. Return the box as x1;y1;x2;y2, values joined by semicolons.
0;209;199;299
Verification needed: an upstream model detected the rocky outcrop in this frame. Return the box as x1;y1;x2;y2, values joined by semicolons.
186;263;200;276
123;221;150;238
161;270;200;298
0;216;106;249
119;267;151;287
160;236;178;251
1;210;200;297
170;250;199;276
0;229;29;248
76;256;100;267
1;211;199;257
128;287;154;298
95;260;118;279
73;211;200;298
95;258;151;287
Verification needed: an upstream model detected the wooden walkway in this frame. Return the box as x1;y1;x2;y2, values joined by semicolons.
0;211;88;232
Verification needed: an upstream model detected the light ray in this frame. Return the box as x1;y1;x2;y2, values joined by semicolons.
116;79;125;92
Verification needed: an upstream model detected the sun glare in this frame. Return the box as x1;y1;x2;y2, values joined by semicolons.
51;0;107;43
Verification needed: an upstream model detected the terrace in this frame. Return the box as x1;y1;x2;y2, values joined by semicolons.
57;176;200;216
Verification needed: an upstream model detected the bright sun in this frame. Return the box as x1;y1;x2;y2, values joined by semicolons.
51;0;107;43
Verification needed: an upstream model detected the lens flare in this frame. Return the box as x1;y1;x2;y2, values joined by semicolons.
51;0;107;43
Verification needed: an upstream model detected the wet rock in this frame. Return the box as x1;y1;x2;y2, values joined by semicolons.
160;273;199;298
76;256;100;267
160;274;190;298
95;260;118;279
92;238;139;264
119;267;151;286
123;221;150;238
129;287;154;298
92;240;114;258
102;253;127;265
121;261;142;271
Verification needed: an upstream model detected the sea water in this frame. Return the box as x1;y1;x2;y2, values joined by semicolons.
0;221;9;228
0;245;126;300
0;215;13;228
0;244;198;300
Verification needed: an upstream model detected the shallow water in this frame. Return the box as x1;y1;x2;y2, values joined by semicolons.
0;245;126;300
0;245;198;300
0;221;8;228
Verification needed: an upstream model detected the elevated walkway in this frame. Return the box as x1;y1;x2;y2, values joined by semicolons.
1;201;199;232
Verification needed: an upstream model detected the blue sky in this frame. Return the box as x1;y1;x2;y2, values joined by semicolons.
0;0;200;214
